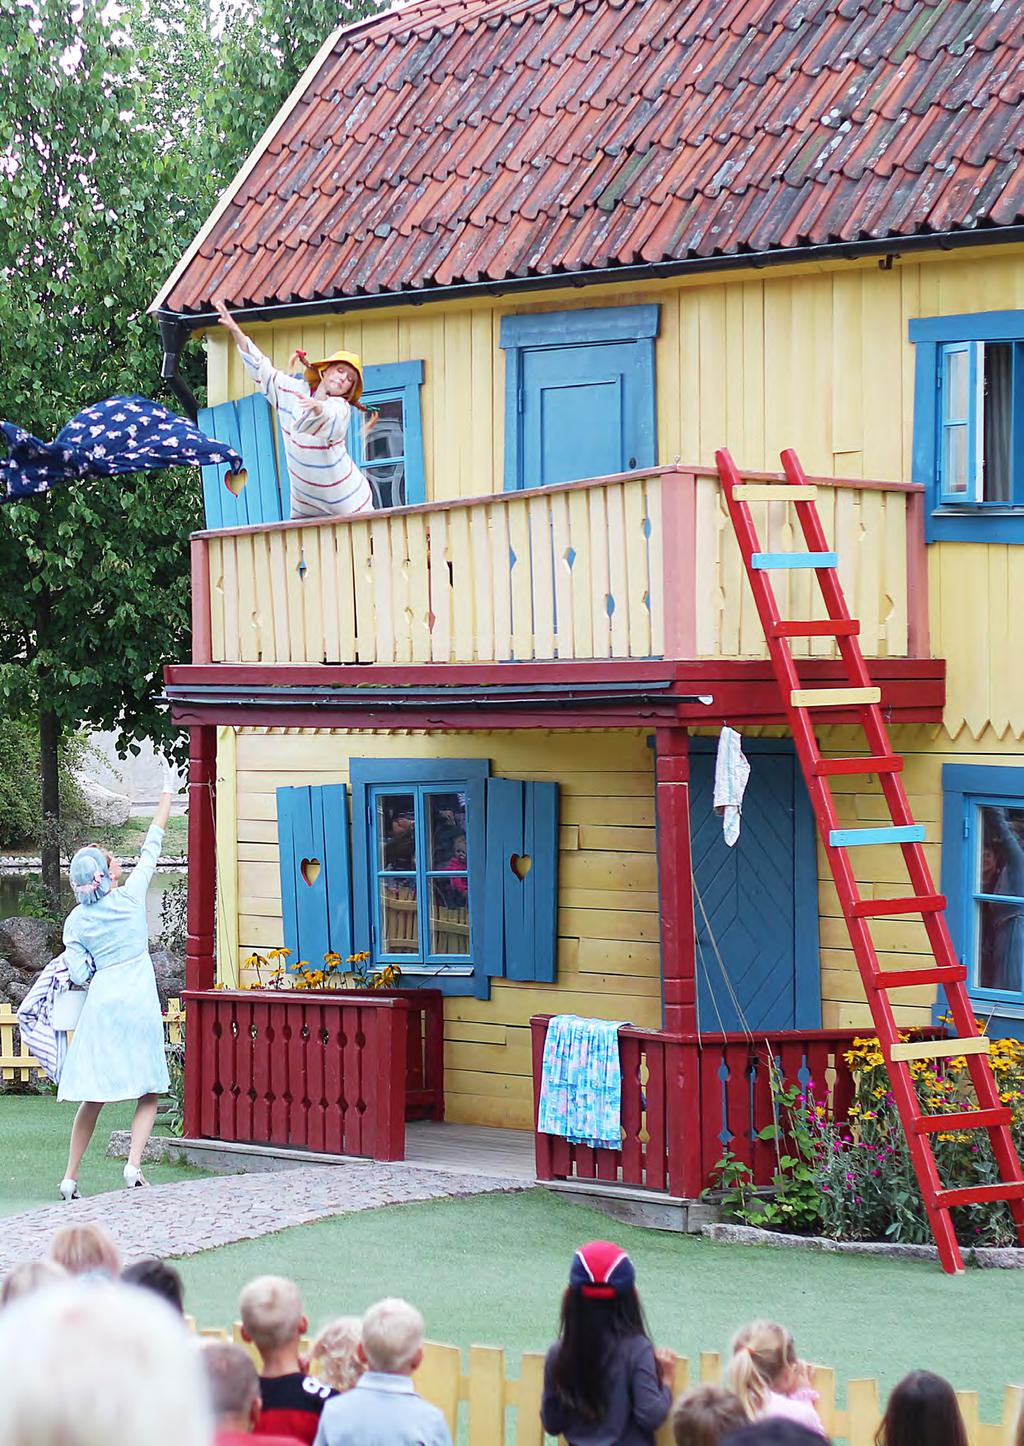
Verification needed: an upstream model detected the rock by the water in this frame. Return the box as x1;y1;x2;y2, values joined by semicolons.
0;917;61;975
74;771;131;828
151;948;185;1007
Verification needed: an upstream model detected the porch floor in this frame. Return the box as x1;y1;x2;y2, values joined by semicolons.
405;1122;537;1181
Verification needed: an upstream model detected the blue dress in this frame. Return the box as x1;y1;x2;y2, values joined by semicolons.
57;824;170;1103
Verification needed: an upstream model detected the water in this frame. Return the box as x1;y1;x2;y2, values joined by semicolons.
0;870;182;943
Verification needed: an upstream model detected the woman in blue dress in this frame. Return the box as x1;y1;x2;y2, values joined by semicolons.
58;783;173;1200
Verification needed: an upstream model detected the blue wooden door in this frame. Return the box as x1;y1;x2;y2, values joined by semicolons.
520;342;655;487
689;741;820;1032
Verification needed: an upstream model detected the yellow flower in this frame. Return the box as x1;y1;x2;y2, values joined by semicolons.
243;953;266;970
267;947;292;961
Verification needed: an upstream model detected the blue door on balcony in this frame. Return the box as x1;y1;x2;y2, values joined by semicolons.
689;739;820;1033
500;305;659;490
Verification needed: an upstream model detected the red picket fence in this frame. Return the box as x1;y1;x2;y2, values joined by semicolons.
184;989;444;1161
529;1016;932;1199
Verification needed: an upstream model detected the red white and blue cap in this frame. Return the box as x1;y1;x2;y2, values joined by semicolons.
569;1241;636;1299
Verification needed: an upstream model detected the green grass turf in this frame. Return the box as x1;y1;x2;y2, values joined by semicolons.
0;1094;208;1214
174;1187;1022;1413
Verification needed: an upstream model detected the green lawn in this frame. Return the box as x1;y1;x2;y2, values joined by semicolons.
0;1095;207;1213
96;814;189;858
174;1188;1023;1413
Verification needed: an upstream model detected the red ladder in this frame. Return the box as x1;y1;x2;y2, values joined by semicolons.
715;445;1024;1273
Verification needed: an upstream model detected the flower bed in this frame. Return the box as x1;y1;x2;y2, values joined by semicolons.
713;1027;1024;1248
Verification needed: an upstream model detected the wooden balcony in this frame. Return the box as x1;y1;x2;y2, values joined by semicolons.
192;465;928;667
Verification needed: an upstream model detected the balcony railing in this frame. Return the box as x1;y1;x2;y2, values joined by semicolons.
192;466;927;666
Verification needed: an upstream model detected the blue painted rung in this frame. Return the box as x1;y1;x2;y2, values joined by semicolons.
829;825;926;848
751;551;839;570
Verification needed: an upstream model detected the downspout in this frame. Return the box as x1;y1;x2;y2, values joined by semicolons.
159;316;200;422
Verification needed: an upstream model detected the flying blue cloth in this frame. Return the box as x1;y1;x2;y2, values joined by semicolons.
537;1014;627;1150
0;396;243;501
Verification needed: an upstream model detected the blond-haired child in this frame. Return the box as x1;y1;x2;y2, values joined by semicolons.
727;1322;826;1438
239;1275;335;1443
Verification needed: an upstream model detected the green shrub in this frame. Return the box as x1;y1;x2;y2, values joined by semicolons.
0;721;93;852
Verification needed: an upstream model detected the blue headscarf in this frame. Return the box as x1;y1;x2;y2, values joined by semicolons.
69;847;112;906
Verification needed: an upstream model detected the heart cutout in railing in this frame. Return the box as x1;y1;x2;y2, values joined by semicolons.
224;467;248;496
300;857;321;887
510;853;532;881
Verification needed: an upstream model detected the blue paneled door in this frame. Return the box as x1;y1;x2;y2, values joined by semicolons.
521;343;656;487
689;740;820;1032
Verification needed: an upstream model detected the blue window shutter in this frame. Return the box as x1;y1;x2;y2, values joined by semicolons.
276;784;353;969
484;779;559;981
198;395;286;530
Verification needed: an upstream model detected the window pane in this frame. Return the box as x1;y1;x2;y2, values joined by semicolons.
983;343;1013;503
427;792;468;870
946;347;969;419
381;878;420;954
978;805;1024;899
429;878;470;956
364;400;406;509
943;424;968;495
376;794;416;871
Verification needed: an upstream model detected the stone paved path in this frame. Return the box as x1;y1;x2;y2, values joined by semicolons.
0;1163;529;1271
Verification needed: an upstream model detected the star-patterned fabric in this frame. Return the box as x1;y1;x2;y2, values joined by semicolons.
0;395;243;501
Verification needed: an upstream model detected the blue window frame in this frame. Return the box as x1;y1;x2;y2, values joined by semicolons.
910;312;1024;542
348;360;425;509
500;305;658;491
351;759;488;996
941;764;1024;1035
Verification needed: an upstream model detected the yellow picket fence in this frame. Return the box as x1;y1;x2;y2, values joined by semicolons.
194;1326;1024;1446
0;998;184;1083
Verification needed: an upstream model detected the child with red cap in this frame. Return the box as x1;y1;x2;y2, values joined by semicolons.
541;1240;676;1446
214;297;375;521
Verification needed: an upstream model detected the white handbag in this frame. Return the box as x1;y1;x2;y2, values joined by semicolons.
52;988;88;1032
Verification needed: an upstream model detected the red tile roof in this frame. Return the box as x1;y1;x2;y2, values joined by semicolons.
159;0;1024;316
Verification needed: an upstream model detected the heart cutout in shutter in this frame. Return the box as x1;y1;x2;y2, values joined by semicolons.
300;857;321;887
224;467;248;496
510;853;532;881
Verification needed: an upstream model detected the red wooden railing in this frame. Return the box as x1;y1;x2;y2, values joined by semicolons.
184;989;444;1161
530;1016;939;1199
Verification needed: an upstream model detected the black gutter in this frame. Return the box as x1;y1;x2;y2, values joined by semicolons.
159;317;200;420
153;225;1024;329
163;683;715;710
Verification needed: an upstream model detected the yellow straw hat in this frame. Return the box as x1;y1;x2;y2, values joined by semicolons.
303;349;364;401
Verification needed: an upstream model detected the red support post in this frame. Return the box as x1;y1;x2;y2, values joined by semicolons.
185;725;217;992
654;727;698;1035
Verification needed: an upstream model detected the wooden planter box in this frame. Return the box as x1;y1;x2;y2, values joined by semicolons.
184;987;443;1161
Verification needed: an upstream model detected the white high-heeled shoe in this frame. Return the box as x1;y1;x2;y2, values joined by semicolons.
59;1178;79;1201
123;1163;148;1189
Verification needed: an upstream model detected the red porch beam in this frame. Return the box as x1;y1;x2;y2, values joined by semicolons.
185;724;217;991
654;727;697;1036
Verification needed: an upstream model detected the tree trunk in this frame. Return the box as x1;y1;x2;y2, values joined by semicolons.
39;705;61;909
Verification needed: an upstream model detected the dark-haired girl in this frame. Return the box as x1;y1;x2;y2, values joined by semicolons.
541;1240;675;1446
875;1371;968;1446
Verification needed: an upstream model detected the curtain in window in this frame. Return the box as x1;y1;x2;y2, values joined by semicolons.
983;344;1013;503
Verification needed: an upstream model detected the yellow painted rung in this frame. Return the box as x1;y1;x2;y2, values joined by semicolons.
733;484;818;502
890;1036;990;1063
790;686;881;708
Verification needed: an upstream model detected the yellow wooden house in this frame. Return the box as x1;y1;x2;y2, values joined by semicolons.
153;0;1024;1198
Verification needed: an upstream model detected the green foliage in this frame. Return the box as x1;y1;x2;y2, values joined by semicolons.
158;872;188;954
0;719;91;851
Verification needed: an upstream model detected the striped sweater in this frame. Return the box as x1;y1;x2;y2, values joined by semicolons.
238;340;374;520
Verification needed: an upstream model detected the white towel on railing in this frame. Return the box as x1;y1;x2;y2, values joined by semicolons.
714;726;750;847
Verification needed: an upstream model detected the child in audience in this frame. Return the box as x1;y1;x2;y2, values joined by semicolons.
202;1342;306;1445
313;1297;451;1446
541;1240;676;1445
673;1384;748;1446
239;1275;336;1443
123;1256;186;1314
47;1222;121;1278
874;1371;968;1446
308;1316;366;1393
0;1259;66;1307
728;1322;826;1438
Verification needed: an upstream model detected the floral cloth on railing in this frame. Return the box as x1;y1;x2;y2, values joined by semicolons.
537;1014;627;1150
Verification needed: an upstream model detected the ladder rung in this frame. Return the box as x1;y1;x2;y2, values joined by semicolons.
733;484;819;501
914;1108;1012;1135
829;824;925;848
890;1036;990;1063
792;687;881;709
870;965;966;990
937;1181;1024;1210
814;755;903;776
773;619;861;638
752;551;838;570
852;894;946;918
